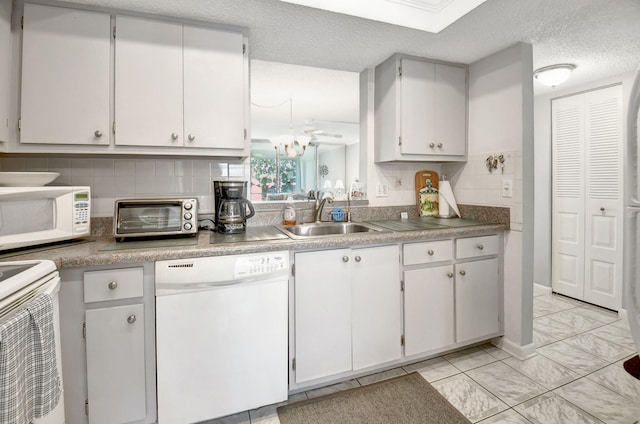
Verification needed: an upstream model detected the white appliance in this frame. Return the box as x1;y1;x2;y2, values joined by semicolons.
0;186;91;251
0;259;65;424
155;251;289;424
625;66;640;354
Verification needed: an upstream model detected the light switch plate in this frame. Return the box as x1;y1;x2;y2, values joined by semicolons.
502;178;513;198
376;183;389;197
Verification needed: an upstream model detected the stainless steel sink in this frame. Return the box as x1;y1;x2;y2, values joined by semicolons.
278;222;382;239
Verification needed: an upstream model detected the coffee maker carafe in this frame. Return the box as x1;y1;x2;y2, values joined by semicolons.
213;181;255;234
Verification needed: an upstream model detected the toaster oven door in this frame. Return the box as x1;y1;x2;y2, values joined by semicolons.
116;201;183;235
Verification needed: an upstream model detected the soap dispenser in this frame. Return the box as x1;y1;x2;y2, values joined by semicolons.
283;196;297;225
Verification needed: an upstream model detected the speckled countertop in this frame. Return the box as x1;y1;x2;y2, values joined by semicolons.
1;219;505;269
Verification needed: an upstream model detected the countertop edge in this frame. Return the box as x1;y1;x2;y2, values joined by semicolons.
4;224;507;269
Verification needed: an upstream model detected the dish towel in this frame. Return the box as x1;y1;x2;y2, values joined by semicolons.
0;294;62;424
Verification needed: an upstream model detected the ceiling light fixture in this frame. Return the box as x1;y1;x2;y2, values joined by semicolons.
533;64;576;87
268;98;311;158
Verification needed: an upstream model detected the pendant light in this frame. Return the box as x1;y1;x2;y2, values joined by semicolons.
533;64;576;87
268;98;311;158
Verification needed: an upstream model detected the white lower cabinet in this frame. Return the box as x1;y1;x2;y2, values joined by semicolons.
402;234;502;358
404;264;455;356
85;304;146;424
293;245;401;385
455;258;500;343
58;264;156;424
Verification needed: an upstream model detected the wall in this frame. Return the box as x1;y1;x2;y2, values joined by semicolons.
0;155;247;216
533;70;636;287
448;42;535;358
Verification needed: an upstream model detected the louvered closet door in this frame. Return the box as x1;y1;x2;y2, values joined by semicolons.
552;95;585;299
583;86;623;310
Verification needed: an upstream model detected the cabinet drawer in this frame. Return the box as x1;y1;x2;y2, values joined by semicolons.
84;267;143;303
456;235;499;259
403;240;453;265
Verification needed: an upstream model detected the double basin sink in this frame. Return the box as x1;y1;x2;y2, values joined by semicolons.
278;222;382;239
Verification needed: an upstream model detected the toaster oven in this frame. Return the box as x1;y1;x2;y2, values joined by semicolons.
114;198;198;240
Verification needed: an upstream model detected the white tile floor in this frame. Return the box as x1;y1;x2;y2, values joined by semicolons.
207;287;640;424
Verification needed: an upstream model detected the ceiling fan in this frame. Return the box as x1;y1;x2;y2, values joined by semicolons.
302;120;344;140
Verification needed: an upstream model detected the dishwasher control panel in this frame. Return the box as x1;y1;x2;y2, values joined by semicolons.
234;253;288;278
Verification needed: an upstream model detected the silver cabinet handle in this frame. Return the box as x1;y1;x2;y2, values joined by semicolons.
437;143;443;148
94;130;102;138
171;132;179;140
108;281;118;290
429;142;435;148
127;315;136;324
600;207;605;212
342;256;349;262
477;244;484;250
188;134;195;141
355;256;361;262
427;249;434;256
447;272;454;278
459;270;466;276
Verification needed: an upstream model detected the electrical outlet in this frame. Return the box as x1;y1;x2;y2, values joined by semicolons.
376;183;389;197
502;178;513;198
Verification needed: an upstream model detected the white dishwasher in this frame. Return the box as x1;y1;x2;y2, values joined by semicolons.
155;251;289;424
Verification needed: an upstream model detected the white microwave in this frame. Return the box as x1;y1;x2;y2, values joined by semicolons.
0;186;91;251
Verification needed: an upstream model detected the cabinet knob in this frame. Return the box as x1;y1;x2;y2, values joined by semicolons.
171;132;179;140
427;249;434;256
600;207;605;212
342;256;349;262
447;272;454;278
127;315;136;324
477;244;484;250
108;281;118;290
188;134;195;141
437;143;443;148
429;142;435;148
459;270;466;276
94;130;102;138
355;256;362;262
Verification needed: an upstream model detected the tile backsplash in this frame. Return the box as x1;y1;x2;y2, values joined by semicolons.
443;150;523;231
0;155;249;216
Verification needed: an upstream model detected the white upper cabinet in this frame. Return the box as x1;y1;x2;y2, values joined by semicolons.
115;16;247;152
114;16;184;148
183;25;246;150
375;54;467;162
0;0;11;142
20;3;111;145
13;3;248;156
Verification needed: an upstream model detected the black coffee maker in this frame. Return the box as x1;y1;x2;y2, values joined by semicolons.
213;180;255;234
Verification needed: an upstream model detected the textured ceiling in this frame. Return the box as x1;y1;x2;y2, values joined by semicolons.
61;0;640;95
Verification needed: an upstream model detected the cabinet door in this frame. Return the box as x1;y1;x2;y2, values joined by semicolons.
21;4;110;145
294;249;351;383
434;64;466;156
183;25;246;150
0;0;10;142
455;259;500;343
115;16;183;147
404;265;455;356
352;245;401;370
400;58;435;155
85;304;146;424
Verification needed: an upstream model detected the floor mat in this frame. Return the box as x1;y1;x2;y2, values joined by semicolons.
623;355;640;380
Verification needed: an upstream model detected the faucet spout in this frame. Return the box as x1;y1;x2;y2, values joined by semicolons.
313;195;333;223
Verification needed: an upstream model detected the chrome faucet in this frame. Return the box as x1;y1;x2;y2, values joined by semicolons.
310;191;333;223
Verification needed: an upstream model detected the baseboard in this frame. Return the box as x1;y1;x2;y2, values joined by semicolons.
534;283;552;296
618;308;628;322
493;337;537;360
